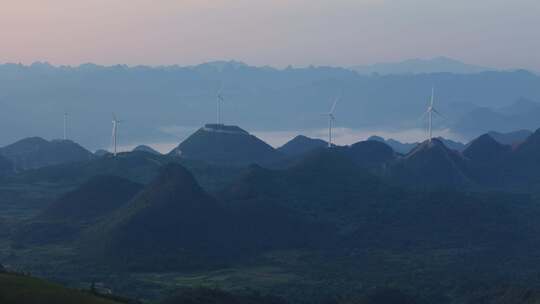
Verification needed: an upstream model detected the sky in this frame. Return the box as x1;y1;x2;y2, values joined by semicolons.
1;0;539;69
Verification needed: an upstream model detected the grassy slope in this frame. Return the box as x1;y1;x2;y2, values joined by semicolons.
0;273;121;304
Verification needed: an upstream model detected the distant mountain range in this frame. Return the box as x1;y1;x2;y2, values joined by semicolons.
2;61;540;148
367;135;466;154
350;57;494;75
452;98;540;137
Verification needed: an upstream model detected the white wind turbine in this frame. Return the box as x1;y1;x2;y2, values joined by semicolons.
323;95;341;148
216;85;224;125
111;113;122;157
63;112;68;140
421;88;442;143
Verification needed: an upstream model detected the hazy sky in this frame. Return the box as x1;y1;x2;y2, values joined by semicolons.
1;0;539;69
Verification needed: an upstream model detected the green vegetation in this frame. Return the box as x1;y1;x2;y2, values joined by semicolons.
4;134;540;303
0;272;123;304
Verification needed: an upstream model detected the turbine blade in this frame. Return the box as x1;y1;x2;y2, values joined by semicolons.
419;109;429;121
330;96;340;114
217;82;224;95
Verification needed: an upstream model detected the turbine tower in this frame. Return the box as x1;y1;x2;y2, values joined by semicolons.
63;112;68;140
323;95;340;148
111;113;121;157
216;85;224;126
422;88;441;143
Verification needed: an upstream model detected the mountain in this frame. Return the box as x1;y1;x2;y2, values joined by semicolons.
499;97;540;115
191;60;249;72
453;107;507;136
0;154;14;176
341;140;396;169
453;98;540;137
3;150;243;196
223;149;392;231
2;63;540;149
223;148;538;250
367;136;417;154
14;175;143;245
368;136;465;154
38;175;143;223
85;162;326;270
462;134;511;187
0;137;93;171
132;145;160;155
501;129;540;191
487;130;532;146
94;149;110;157
435;137;466;152
463;134;511;163
351;57;493;75
277;135;327;156
0;272;125;304
87;163;232;270
387;139;472;189
170;124;281;165
6;151;170;185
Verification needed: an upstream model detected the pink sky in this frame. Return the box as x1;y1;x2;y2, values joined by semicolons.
1;0;539;70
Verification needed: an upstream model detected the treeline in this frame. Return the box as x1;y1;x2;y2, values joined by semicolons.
159;288;419;304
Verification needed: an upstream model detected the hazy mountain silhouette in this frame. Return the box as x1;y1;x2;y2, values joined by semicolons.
86;163;231;270
368;136;465;154
6;150;170;185
277;135;327;156
461;134;511;187
15;175;143;245
4;150;242;194
487;129;532;146
501;129;540;191
38;175;143;223
0;154;13;176
453;98;540;136
223;149;392;231
351;57;493;75
222;147;540;252
2;62;540;148
83;162;332;270
94;149;110;157
387;139;472;189
435;137;466;152
170;124;281;165
463;134;511;163
132;145;160;155
0;137;93;171
367;136;417;154
340;140;396;169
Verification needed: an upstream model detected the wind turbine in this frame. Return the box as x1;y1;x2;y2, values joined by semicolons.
422;88;442;143
323;95;340;148
63;112;68;140
111;113;122;157
216;85;224;126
